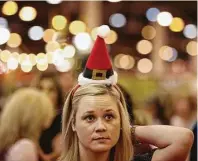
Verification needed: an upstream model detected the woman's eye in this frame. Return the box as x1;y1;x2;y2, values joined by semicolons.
85;115;95;122
104;114;114;121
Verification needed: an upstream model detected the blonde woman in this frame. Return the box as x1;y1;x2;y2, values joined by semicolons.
0;88;55;161
59;84;194;161
59;25;194;161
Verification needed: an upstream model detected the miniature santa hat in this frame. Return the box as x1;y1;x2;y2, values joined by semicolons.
78;25;118;85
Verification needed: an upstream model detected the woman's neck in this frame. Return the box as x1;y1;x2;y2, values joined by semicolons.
79;144;110;161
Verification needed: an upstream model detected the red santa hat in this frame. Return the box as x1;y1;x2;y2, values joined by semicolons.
78;25;118;85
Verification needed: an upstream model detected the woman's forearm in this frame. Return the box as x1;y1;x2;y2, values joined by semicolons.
135;125;194;161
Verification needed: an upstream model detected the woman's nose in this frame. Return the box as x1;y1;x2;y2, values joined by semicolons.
95;118;107;132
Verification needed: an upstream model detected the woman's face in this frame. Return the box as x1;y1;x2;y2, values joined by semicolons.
74;94;121;153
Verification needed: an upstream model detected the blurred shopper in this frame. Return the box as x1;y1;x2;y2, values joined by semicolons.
0;88;54;161
171;96;197;128
58;70;76;97
117;84;152;126
32;72;64;161
145;96;170;125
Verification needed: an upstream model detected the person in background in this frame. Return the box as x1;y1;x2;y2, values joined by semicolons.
145;96;170;125
58;70;76;97
170;96;197;128
0;88;55;161
32;72;64;161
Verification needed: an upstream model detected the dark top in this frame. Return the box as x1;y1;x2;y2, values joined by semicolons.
133;151;154;161
39;112;62;154
190;122;197;161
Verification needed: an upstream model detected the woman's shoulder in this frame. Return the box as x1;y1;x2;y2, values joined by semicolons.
6;138;38;161
9;138;36;150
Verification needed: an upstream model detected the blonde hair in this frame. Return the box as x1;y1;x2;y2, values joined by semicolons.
0;88;55;152
60;84;133;161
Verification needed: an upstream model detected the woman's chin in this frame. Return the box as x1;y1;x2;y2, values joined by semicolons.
90;144;112;153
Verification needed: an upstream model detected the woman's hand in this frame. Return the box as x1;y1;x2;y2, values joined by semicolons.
134;125;194;161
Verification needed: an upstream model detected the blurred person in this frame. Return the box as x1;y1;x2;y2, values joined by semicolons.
117;84;152;126
59;25;194;161
0;88;55;161
170;96;197;128
58;70;76;97
145;96;170;125
32;72;64;161
116;84;135;125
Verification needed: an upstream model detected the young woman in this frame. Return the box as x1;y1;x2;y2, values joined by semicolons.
0;88;55;161
59;25;194;161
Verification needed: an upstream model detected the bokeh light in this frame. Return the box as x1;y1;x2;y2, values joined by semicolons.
0;61;7;74
0;17;8;28
141;25;156;40
18;53;29;64
2;1;18;16
107;0;122;2
105;30;118;44
21;59;33;73
146;8;160;22
19;6;37;21
55;59;74;72
159;46;174;61
43;29;56;43
109;13;126;28
46;0;63;4
63;45;76;58
36;63;48;71
73;32;92;51
7;33;22;48
28;26;44;41
186;41;197;56
45;41;60;52
137;58;153;73
119;54;135;70
69;21;87;35
19;53;29;64
0;27;10;45
52;15;67;31
0;50;11;62
12;52;20;61
136;40;153;54
167;48;178;62
169;17;184;32
157;12;173;26
29;54;37;66
36;53;48;65
183;24;197;39
7;57;19;70
46;52;53;64
114;54;124;68
91;27;98;40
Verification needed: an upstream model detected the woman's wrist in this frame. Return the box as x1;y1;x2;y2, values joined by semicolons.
131;125;141;146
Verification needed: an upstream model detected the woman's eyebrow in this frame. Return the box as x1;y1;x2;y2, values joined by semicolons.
83;111;95;115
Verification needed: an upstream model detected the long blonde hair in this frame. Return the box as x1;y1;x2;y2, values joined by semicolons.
60;84;133;161
0;88;55;152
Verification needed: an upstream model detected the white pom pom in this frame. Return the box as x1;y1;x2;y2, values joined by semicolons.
97;25;110;38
